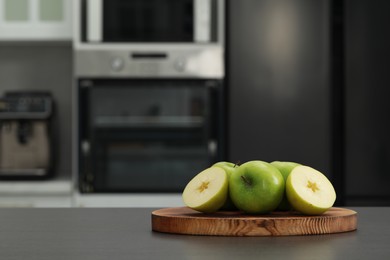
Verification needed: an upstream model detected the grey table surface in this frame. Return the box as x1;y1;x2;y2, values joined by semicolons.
0;207;388;260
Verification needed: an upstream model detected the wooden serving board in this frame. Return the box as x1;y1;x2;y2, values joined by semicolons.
152;207;357;236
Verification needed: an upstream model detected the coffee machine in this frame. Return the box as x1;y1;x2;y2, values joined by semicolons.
0;92;53;179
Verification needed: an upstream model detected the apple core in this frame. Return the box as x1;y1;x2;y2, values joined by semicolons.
198;181;210;193
307;180;319;192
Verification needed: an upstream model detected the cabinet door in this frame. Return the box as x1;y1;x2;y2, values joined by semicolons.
228;0;331;175
345;0;390;205
0;0;72;40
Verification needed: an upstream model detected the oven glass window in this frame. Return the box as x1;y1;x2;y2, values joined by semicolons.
103;0;194;42
90;84;207;125
100;139;210;191
79;80;221;192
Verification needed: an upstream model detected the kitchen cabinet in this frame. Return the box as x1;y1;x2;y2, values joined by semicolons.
227;1;332;179
0;180;73;207
0;0;72;40
73;193;184;208
227;0;390;206
344;0;390;205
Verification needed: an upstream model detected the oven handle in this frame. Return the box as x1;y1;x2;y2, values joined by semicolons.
205;80;223;162
131;52;168;59
208;139;218;159
93;116;204;129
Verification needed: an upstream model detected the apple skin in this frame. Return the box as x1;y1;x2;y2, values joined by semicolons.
270;161;301;211
286;165;336;215
229;160;285;214
212;161;239;210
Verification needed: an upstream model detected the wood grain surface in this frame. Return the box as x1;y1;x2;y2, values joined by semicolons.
152;207;357;236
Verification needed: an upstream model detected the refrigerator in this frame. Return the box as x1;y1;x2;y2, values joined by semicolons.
344;0;390;205
227;0;390;206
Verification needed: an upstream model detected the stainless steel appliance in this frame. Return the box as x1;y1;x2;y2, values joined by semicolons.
0;92;53;179
227;0;390;206
227;0;333;192
73;0;225;192
73;0;224;78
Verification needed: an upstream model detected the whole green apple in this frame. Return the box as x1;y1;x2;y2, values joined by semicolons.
270;161;301;211
229;160;285;214
212;161;239;210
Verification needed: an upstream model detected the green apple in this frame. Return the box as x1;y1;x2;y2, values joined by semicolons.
182;167;228;213
286;165;336;215
270;161;301;211
212;161;239;210
229;160;285;214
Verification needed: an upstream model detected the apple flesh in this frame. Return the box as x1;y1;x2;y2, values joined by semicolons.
182;167;228;213
286;165;336;215
270;161;301;211
229;160;285;214
212;161;239;210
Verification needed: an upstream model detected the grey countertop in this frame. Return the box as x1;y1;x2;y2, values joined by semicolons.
0;207;388;260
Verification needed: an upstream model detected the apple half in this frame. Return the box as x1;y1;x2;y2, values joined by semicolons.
182;167;228;213
286;165;336;215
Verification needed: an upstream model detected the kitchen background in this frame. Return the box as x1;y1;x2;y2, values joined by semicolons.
0;0;389;207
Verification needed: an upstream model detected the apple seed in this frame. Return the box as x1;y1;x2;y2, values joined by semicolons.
197;181;210;193
307;180;320;192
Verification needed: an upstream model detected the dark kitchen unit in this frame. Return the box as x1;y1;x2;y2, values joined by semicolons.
227;0;390;206
74;0;225;193
344;0;390;206
227;0;332;184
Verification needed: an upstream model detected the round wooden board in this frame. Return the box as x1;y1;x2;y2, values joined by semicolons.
152;207;357;236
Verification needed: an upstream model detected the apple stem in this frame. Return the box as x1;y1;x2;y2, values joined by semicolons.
241;175;251;186
234;161;241;168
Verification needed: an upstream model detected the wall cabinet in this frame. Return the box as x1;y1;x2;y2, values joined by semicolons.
0;0;71;40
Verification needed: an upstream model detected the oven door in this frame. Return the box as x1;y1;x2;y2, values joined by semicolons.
78;79;223;192
82;0;216;43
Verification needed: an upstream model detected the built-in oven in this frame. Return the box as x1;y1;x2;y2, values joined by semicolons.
73;0;225;192
73;0;224;79
78;79;224;192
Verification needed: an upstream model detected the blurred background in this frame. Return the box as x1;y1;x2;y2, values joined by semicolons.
0;0;389;207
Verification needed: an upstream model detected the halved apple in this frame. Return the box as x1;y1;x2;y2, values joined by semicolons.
286;165;336;215
182;167;228;213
